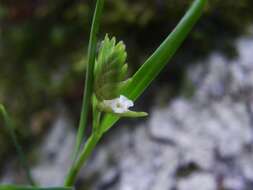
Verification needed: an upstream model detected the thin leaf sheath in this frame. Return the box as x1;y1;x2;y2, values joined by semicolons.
100;0;207;133
73;0;105;159
65;0;105;186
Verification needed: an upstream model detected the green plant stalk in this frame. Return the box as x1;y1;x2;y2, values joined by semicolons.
100;0;207;133
64;133;101;186
65;98;102;186
73;0;105;160
0;105;36;186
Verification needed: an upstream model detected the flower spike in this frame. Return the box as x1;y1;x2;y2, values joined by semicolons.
94;35;147;117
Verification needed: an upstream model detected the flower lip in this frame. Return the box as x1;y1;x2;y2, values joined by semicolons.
103;95;133;114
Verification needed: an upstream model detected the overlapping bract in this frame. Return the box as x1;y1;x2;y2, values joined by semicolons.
94;35;128;101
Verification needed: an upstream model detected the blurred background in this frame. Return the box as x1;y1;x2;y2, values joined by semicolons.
1;0;253;189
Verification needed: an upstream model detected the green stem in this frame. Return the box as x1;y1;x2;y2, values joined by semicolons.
73;0;105;160
64;134;101;186
65;97;102;186
0;105;36;186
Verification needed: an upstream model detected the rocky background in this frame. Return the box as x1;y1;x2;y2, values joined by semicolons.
1;0;253;190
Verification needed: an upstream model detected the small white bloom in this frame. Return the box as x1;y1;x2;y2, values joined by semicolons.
103;95;134;114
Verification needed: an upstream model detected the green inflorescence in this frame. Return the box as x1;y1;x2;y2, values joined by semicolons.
94;35;129;101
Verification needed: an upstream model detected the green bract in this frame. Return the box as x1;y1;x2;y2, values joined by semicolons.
94;35;129;101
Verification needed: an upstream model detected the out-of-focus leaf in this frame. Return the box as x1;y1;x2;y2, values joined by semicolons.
0;105;35;185
0;185;73;190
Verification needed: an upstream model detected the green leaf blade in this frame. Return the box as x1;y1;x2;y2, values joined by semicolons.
126;0;206;101
65;0;105;186
100;0;207;133
73;0;105;162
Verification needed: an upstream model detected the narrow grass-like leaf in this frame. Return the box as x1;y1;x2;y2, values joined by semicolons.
64;0;105;186
0;185;73;190
100;0;207;133
73;0;105;160
0;105;36;185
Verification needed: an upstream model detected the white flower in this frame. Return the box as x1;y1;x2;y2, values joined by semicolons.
103;95;134;114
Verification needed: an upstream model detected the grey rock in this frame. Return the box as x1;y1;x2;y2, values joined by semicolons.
176;173;217;190
32;111;76;186
223;175;245;190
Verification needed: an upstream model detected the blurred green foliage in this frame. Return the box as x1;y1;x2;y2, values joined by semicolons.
0;0;253;165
